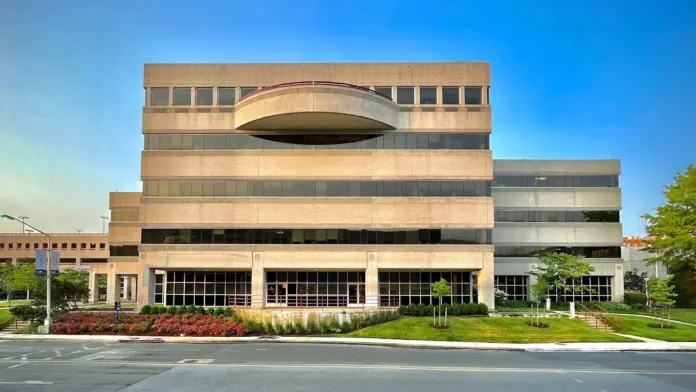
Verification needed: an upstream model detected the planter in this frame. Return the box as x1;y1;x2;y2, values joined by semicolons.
526;321;549;328
430;324;450;329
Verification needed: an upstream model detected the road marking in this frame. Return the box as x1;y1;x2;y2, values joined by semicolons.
1;350;46;360
0;381;54;385
74;349;136;361
561;373;583;384
0;360;694;376
256;349;267;351
8;363;25;369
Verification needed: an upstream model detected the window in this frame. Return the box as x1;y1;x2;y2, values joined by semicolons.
109;245;139;257
80;243;86;250
0;243;3;249
217;87;236;105
397;87;414;104
267;270;365;306
8;243;12;249
419;87;437;104
90;243;96;250
150;87;169;105
493;175;619;188
99;243;105;250
442;87;459;105
71;243;77;250
374;86;392;100
24;243;30;250
165;270;251;307
379;271;472;306
61;243;67;250
494;246;621;258
240;87;257;99
495;276;528;301
494;210;620;223
51;243;57;250
173;88;191;105
195;88;213;105
552;276;613;302
464;86;482;105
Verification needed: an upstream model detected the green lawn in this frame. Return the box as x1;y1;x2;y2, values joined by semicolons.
615;315;696;342
344;317;635;343
0;300;30;308
616;308;696;325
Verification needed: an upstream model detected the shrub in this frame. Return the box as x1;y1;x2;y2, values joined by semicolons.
503;300;535;308
214;308;226;317
477;303;488;315
223;308;235;317
624;291;647;306
10;305;46;322
167;306;177;315
592;302;631;312
139;305;152;315
176;306;188;315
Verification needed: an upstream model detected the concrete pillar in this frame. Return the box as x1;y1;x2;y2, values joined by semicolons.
122;276;129;301
614;264;625;302
88;270;98;303
129;276;138;301
251;252;264;308
10;257;16;266
137;267;155;310
477;254;495;310
365;252;379;308
76;258;81;269
105;271;120;304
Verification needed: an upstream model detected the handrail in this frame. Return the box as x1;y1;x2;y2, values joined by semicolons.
238;81;394;103
577;303;624;333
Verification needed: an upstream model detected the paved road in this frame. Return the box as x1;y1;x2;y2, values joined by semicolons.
0;341;694;391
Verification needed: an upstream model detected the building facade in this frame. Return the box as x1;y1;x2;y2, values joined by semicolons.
622;236;668;279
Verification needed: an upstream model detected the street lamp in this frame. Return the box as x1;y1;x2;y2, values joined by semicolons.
1;214;53;329
100;216;109;234
17;216;29;233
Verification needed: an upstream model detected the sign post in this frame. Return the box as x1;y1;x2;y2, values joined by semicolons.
114;301;121;322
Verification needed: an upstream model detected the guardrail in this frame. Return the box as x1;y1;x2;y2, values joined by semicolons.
577;303;624;333
238;81;394;103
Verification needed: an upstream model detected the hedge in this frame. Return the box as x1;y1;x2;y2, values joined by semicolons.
398;303;488;316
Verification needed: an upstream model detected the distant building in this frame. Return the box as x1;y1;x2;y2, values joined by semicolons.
622;236;668;279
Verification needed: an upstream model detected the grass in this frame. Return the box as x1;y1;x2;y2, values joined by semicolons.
0;300;30;308
614;315;696;342
343;317;635;343
614;308;696;325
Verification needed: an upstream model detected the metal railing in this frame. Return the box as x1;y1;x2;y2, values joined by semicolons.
238;81;394;103
577;303;624;333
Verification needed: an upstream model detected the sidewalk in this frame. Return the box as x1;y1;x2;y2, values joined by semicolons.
2;334;696;352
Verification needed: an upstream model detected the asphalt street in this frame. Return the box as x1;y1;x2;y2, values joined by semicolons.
0;341;694;391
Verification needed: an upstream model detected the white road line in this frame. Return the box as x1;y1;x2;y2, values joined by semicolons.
8;363;25;369
563;373;584;384
0;381;53;385
256;349;267;351
53;349;62;357
1;350;46;360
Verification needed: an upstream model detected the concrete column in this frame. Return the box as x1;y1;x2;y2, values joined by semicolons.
76;258;81;269
613;264;625;302
365;252;379;308
129;276;138;302
10;257;16;266
122;276;129;301
477;253;495;309
137;267;155;310
105;271;120;304
251;252;264;308
482;85;489;105
88;270;98;303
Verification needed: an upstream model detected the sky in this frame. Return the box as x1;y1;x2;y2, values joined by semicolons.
0;0;695;235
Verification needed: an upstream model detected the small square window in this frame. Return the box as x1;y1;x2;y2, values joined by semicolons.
419;87;437;104
195;88;213;105
150;87;169;105
61;243;67;250
71;243;77;249
80;243;86;250
442;87;459;105
464;86;482;105
240;87;257;99
375;86;392;100
173;88;191;105
217;87;236;105
397;87;414;105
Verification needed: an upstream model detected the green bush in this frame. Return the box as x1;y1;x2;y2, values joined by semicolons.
477;303;488;314
139;305;152;315
223;308;235;317
503;300;535;308
167;306;177;315
10;305;46;322
624;291;647;306
176;306;188;315
592;302;631;312
214;308;225;317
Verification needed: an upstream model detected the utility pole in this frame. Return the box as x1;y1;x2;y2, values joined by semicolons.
100;216;109;234
18;216;29;233
76;229;83;234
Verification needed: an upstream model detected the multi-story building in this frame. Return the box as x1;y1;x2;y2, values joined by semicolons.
622;236;668;279
0;233;108;268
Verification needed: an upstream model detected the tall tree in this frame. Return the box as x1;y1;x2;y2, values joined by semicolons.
647;277;677;326
643;164;696;307
530;253;595;303
624;268;649;292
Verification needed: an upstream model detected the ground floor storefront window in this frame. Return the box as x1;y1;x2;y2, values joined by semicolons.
494;275;528;301
379;271;472;306
551;276;613;302
165;271;251;306
265;271;365;307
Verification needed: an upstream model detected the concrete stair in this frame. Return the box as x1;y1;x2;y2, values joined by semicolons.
580;314;612;331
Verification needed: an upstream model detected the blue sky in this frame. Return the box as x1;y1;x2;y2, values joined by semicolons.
1;0;694;234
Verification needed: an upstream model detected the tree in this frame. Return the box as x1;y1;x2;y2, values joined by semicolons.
647;276;678;327
55;269;89;305
431;278;451;326
530;253;595;303
643;164;696;307
624;268;649;292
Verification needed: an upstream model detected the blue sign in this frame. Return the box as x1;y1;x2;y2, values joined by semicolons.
35;250;60;276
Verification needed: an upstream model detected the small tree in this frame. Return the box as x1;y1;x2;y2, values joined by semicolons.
431;278;451;327
530;253;595;303
624;268;648;292
647;276;677;327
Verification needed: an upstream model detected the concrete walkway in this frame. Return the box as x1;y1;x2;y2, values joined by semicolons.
608;313;696;327
1;334;695;352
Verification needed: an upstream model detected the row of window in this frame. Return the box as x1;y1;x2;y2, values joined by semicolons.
144;133;490;151
492;175;619;188
141;228;492;245
549;276;613;302
111;210;139;222
494;210;620;223
109;245;139;257
163;271;252;307
143;180;491;198
494;275;528;301
0;258;106;264
149;86;488;106
379;271;473;306
0;242;106;251
494;246;621;258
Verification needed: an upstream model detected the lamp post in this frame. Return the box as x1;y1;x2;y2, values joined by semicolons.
17;216;29;233
1;214;53;329
100;216;109;234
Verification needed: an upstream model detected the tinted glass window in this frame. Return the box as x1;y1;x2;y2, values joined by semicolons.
420;87;437;104
375;87;392;99
464;86;482;105
240;87;257;99
150;88;169;105
217;87;236;105
173;88;191;105
493;175;619;188
442;87;459;105
397;87;415;104
195;88;213;105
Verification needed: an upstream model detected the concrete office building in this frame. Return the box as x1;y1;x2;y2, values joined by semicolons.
622;236;668;279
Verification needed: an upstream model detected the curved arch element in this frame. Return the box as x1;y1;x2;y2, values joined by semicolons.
235;82;399;130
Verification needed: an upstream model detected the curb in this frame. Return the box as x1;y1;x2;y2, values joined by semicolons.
2;334;696;352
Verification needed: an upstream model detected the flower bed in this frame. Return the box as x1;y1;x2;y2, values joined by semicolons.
50;312;248;337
